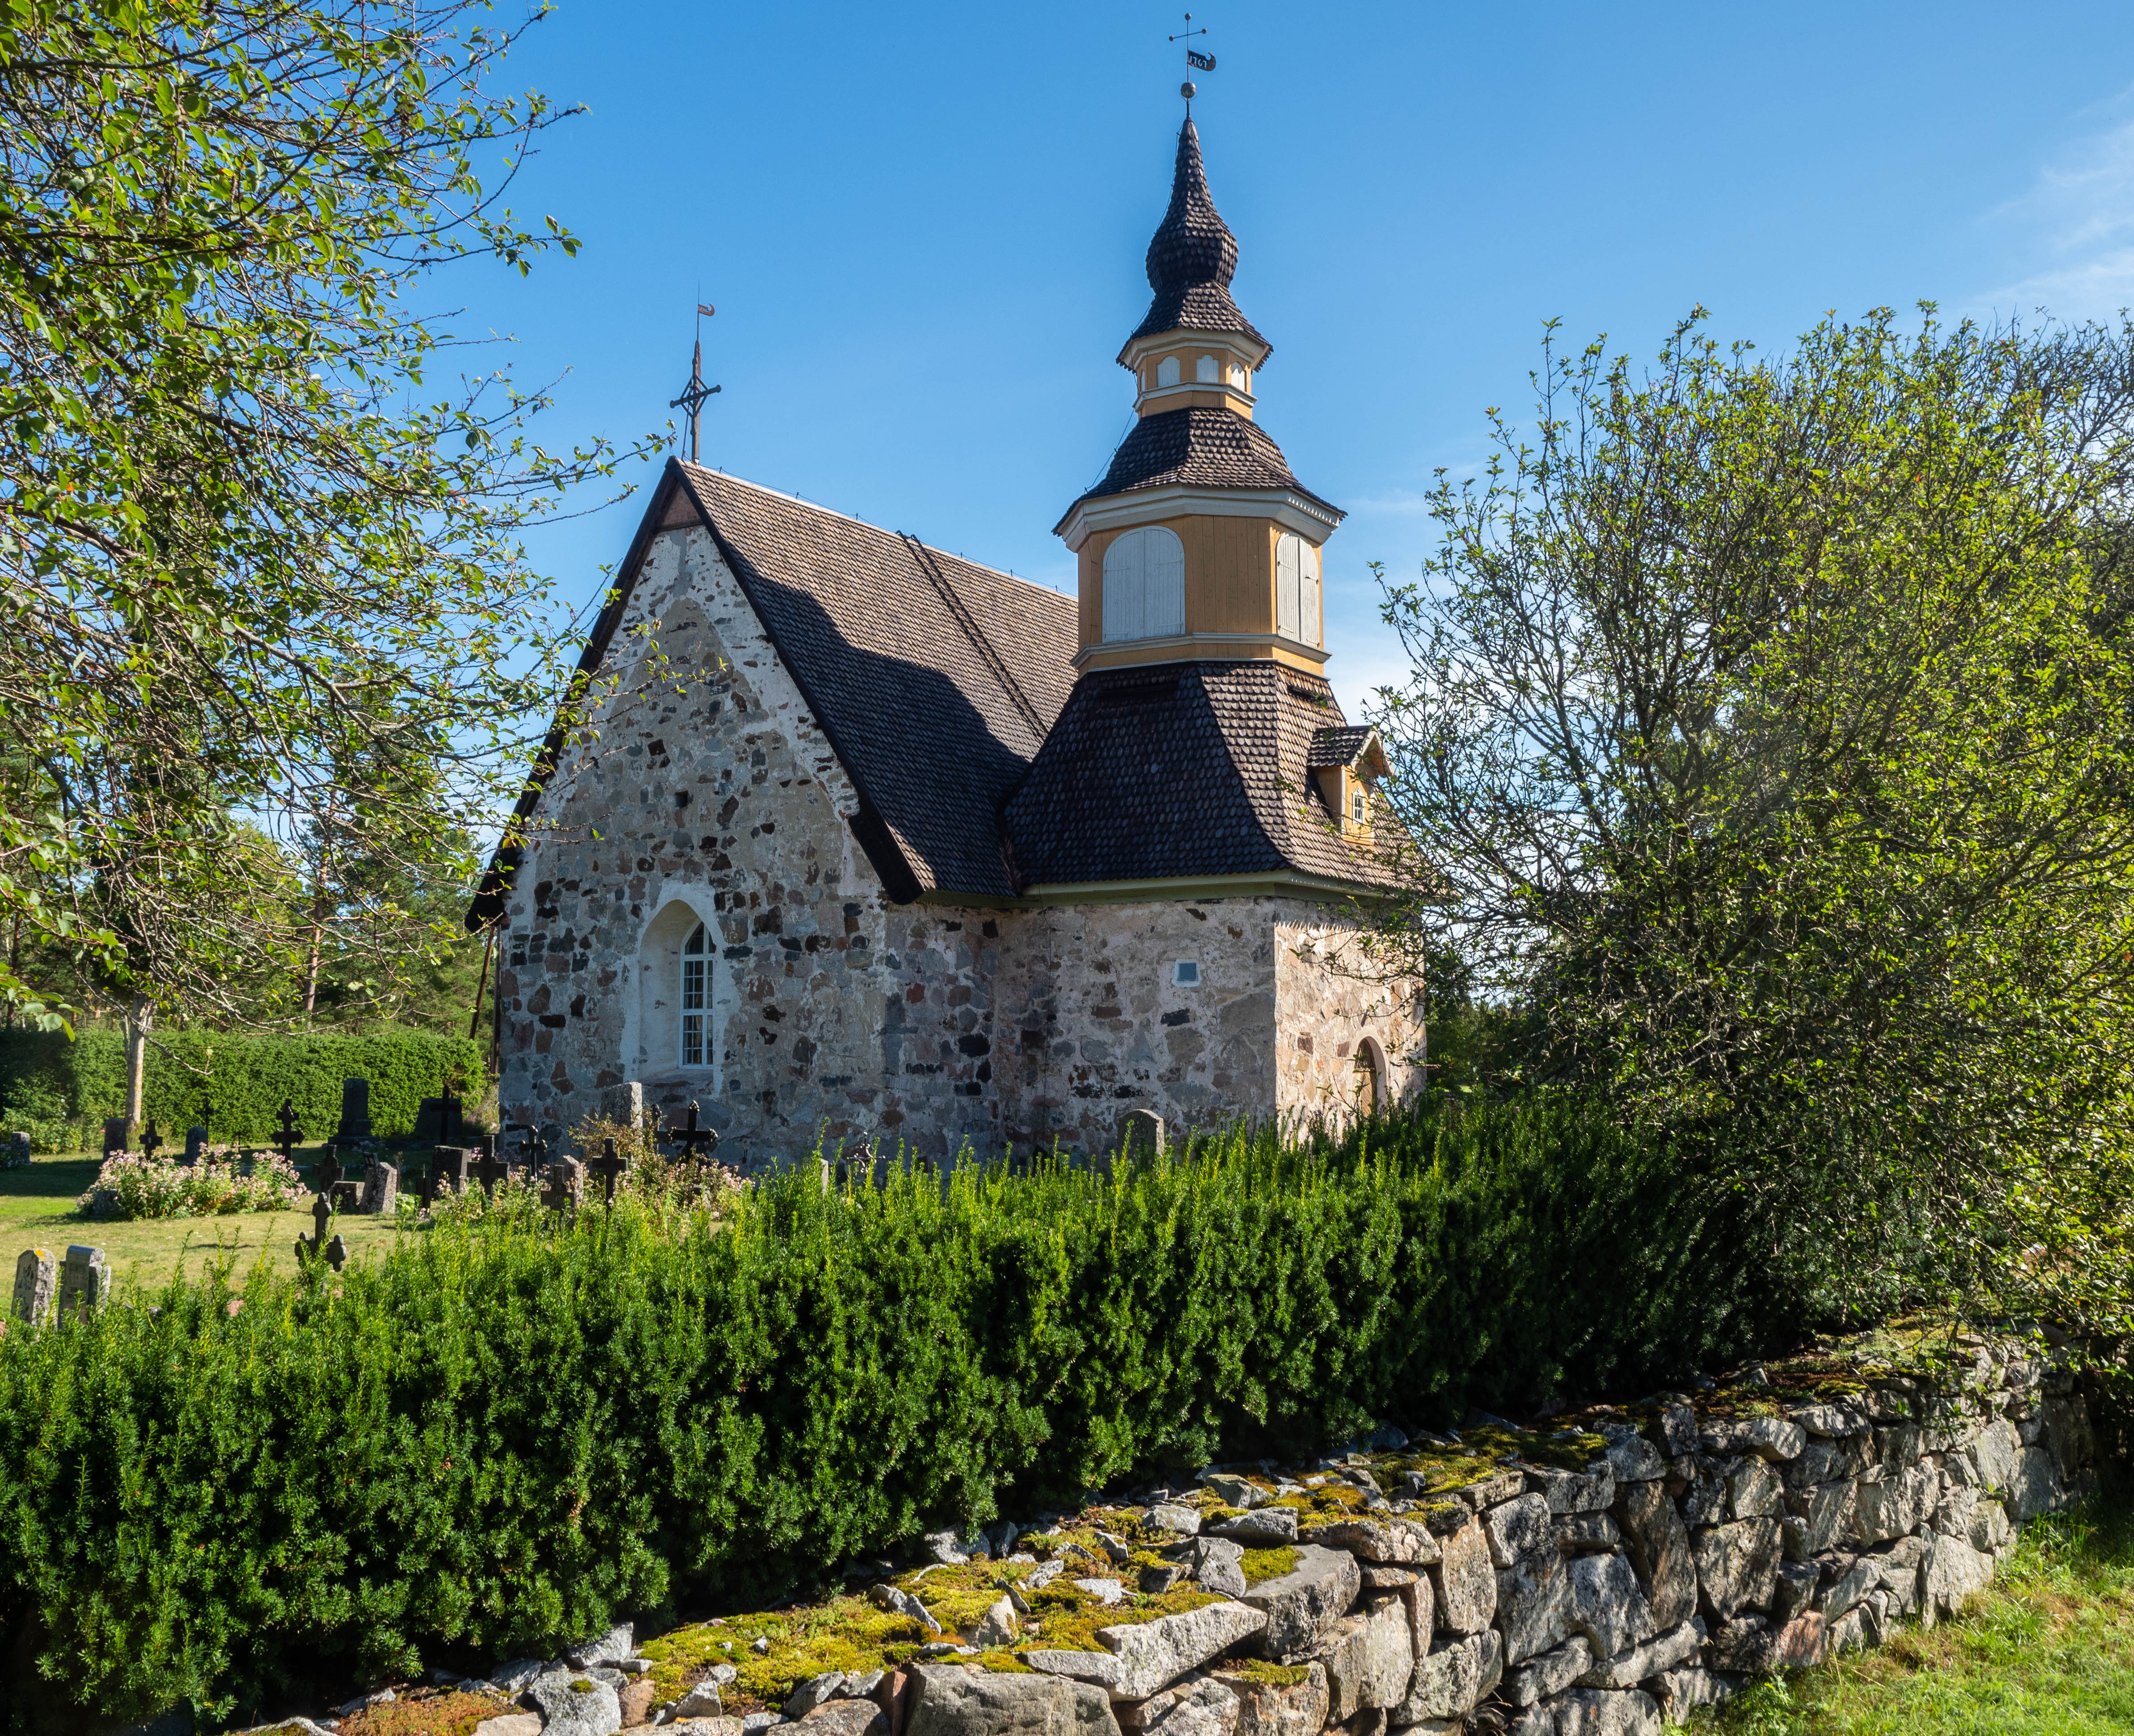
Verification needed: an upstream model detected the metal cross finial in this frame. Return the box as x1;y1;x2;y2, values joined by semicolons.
1169;11;1214;107
669;302;723;463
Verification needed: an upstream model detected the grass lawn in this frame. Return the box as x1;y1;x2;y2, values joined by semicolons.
2;1150;407;1286
1706;1502;2134;1735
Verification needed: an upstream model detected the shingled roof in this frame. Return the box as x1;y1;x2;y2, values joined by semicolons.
468;460;1078;924
1128;117;1268;354
1067;407;1339;524
1003;661;1395;891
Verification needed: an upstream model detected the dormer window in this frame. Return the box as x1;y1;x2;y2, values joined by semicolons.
1196;354;1221;383
1156;355;1182;388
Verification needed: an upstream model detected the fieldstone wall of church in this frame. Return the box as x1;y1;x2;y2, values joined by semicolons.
986;896;1424;1153
1274;905;1427;1131
991;895;1275;1152
497;526;1001;1165
497;524;1427;1167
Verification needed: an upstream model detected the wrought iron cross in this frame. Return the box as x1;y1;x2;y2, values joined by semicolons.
141;1118;162;1160
588;1136;629;1207
314;1139;345;1198
274;1097;302;1164
473;1138;510;1198
669;304;722;463
295;1192;347;1272
667;1099;720;1168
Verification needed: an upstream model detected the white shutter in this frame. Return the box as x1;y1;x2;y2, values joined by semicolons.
1104;527;1185;642
1276;533;1301;642
1299;540;1322;647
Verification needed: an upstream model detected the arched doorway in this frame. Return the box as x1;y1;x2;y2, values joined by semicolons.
1352;1037;1386;1118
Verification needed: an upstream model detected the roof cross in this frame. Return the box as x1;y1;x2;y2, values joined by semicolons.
669;302;723;463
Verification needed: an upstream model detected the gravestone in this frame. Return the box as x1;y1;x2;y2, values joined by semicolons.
140;1119;163;1159
4;1131;30;1169
102;1117;134;1157
184;1126;208;1164
541;1157;585;1214
330;1179;363;1214
588;1138;628;1206
472;1140;509;1197
666;1100;720;1168
335;1077;372;1142
1117;1109;1166;1161
56;1245;109;1319
273;1097;304;1164
413;1095;462;1145
295;1194;348;1271
424;1145;474;1207
12;1248;55;1327
360;1160;399;1215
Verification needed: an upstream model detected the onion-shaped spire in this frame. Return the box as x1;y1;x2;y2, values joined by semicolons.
1128;117;1268;355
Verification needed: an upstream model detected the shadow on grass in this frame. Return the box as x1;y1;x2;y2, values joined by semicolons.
1709;1498;2134;1735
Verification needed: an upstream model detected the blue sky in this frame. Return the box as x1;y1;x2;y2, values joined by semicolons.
459;1;2134;715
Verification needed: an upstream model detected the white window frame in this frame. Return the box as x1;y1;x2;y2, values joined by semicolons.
1351;787;1367;824
680;921;709;1068
1173;960;1201;986
1102;526;1187;643
1276;532;1322;648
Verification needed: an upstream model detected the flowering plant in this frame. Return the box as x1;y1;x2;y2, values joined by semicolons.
79;1147;310;1220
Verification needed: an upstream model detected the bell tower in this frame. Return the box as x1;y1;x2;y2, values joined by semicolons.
1054;113;1343;675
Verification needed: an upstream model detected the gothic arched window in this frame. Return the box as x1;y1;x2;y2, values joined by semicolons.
1276;532;1322;648
1102;526;1186;643
1155;355;1182;388
1196;354;1221;383
680;922;709;1067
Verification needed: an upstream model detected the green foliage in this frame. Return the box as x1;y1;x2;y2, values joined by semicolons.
0;1098;1795;1727
0;0;657;1030
1374;308;2134;1332
0;1022;487;1147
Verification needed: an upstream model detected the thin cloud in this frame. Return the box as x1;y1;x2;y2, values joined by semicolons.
1977;91;2134;320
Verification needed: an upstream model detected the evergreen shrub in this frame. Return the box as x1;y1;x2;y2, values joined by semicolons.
0;1024;488;1149
0;1098;1799;1728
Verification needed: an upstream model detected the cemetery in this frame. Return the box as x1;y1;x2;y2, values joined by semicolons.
2;5;2132;1736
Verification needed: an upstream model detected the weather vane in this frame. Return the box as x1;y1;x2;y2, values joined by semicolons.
670;300;722;463
1169;12;1214;109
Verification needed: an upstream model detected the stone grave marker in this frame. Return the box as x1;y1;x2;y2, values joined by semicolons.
413;1085;464;1146
473;1138;509;1197
102;1116;134;1157
336;1077;372;1142
184;1126;208;1164
424;1145;474;1208
330;1179;363;1214
1117;1109;1165;1160
56;1245;109;1319
12;1248;55;1327
360;1160;399;1215
4;1130;30;1169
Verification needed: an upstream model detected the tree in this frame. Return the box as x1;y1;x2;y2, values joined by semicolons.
0;0;652;1058
1371;308;2134;1332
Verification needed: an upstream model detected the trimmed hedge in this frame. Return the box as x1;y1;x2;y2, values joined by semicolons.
0;1024;488;1148
0;1099;1800;1728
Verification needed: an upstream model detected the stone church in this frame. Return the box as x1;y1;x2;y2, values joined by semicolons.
467;115;1424;1164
